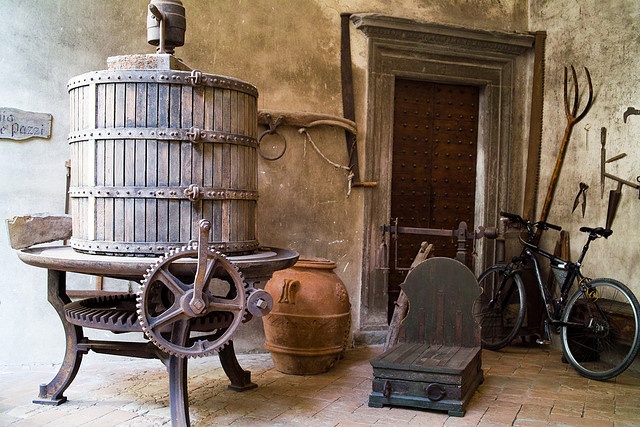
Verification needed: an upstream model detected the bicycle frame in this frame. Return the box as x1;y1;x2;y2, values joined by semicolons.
513;229;597;325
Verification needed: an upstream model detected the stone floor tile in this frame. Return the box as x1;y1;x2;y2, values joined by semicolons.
512;420;549;427
515;403;552;422
549;413;615;427
480;403;521;425
407;410;448;426
1;345;639;426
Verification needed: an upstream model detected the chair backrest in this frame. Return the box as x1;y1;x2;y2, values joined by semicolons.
401;257;481;347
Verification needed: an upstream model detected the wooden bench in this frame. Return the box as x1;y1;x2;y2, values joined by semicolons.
369;257;483;416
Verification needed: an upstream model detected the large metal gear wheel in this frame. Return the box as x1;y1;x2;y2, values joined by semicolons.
137;243;248;358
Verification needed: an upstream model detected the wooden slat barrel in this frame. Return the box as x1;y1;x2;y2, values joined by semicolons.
67;57;259;256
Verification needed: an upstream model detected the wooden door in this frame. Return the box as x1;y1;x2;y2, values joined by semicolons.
388;79;479;321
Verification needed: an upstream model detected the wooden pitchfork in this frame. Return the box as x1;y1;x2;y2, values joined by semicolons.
536;65;593;243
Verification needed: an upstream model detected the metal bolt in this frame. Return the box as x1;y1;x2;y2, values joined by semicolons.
191;298;206;314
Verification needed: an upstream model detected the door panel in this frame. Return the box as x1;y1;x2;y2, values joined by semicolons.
388;79;479;321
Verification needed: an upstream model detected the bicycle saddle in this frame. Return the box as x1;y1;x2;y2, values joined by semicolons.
579;226;613;238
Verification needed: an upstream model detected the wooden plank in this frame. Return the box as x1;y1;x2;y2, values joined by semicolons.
145;82;158;243
180;85;193;242
223;89;231;131
167;84;182;243
135;83;147;127
238;143;245;193
203;141;213;187
250;95;258;138
157;83;169;127
146;83;159;127
124;137;135;243
169;84;181;128
238;92;246;136
168;192;180;243
95;138;105;187
373;346;479;378
212;199;222;242
377;342;425;366
221;199;230;242
425;345;459;367
134;146;146;243
6;215;72;249
87;83;95;131
204;86;214;131
202;200;213;239
104;137;115;241
192;85;205;185
384;242;433;350
125;82;136;127
133;83;148;243
105;83;116;127
445;346;478;371
113;136;125;242
203;125;215;236
407;345;442;367
72;87;80;132
95;197;104;241
214;87;223;132
213;137;223;189
114;83;125;128
230;90;238;134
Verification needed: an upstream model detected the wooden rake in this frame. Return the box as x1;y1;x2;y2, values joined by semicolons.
536;65;593;243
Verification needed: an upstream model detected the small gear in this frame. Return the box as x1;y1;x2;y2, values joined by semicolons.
137;245;248;358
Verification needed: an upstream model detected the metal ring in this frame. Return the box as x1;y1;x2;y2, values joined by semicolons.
258;129;287;161
425;383;446;401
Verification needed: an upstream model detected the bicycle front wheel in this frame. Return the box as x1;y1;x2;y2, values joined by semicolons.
473;264;526;350
561;278;640;380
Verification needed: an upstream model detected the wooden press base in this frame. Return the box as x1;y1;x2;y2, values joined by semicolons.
19;245;298;427
32;270;256;427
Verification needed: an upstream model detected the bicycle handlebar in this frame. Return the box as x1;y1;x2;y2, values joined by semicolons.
499;211;613;241
499;211;561;232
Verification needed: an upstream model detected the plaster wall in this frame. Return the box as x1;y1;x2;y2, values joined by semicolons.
0;0;533;366
529;0;640;298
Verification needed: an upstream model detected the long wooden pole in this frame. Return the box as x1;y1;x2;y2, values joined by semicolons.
522;31;546;222
536;66;592;244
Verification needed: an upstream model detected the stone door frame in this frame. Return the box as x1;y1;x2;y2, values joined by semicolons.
351;14;536;343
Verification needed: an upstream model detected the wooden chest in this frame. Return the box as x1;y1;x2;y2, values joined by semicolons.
369;343;482;416
67;54;259;256
369;257;483;416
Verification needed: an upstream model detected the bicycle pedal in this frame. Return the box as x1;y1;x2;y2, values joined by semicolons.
536;338;552;345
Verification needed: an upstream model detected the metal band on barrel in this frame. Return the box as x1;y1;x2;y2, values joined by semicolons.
68;128;258;147
68;187;258;201
67;69;259;97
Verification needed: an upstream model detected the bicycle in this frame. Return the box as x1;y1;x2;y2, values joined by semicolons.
473;211;640;380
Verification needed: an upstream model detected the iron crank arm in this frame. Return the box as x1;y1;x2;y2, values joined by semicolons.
190;219;211;315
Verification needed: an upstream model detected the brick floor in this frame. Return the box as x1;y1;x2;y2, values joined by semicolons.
0;343;638;426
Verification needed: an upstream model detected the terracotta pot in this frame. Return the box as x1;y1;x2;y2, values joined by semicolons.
263;257;351;375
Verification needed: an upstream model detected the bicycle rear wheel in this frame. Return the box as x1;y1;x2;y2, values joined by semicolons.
473;264;526;350
561;278;640;380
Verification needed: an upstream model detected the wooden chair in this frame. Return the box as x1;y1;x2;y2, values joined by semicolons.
369;257;483;416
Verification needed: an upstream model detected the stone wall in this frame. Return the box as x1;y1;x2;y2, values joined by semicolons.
530;1;640;288
11;0;637;367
